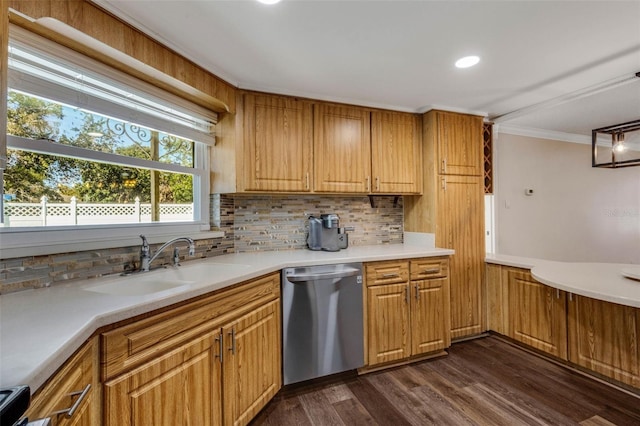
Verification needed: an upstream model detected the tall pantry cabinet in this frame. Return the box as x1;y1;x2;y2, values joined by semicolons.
404;110;485;340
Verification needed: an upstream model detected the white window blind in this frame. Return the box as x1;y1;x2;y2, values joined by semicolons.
7;25;217;146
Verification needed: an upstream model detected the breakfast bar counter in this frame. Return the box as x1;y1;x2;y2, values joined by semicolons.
486;254;640;308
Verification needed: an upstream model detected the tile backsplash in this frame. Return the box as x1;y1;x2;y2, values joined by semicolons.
231;194;403;252
1;194;403;293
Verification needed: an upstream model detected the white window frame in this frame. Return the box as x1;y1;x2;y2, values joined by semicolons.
1;26;220;259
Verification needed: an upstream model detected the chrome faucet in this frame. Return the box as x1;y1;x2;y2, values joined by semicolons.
139;234;196;272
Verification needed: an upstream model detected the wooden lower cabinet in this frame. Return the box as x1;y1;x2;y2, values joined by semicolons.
568;295;640;388
508;269;567;359
104;331;221;426
485;263;509;335
102;273;281;426
222;299;281;426
366;259;450;367
411;278;450;355
26;338;100;426
367;283;411;364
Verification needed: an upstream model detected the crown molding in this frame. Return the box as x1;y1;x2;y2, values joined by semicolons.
496;124;591;145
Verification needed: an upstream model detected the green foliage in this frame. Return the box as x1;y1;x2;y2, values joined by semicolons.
5;92;194;205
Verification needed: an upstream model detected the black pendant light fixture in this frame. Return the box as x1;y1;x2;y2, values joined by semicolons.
592;119;640;168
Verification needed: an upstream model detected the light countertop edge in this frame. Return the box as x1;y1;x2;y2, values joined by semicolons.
1;244;453;392
486;254;640;309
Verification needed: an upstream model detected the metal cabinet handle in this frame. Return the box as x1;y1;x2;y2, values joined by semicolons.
366;176;371;192
415;283;420;300
569;292;573;302
420;268;439;274
305;172;309;190
52;384;91;418
556;289;560;299
215;334;223;363
442;158;447;173
375;176;380;191
228;328;236;355
381;273;399;279
441;177;446;191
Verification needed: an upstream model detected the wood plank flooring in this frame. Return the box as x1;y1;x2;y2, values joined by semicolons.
251;336;640;426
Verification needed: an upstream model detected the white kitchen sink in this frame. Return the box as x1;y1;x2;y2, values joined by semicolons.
83;275;194;296
82;262;251;296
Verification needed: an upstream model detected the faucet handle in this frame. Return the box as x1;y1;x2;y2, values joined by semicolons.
140;235;150;255
172;247;181;266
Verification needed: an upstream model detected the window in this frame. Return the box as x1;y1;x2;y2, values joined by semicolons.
2;26;217;256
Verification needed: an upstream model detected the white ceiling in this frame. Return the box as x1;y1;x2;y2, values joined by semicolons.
92;0;640;138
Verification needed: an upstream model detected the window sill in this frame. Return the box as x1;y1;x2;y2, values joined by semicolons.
0;223;225;259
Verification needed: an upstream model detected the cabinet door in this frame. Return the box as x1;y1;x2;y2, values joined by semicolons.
436;111;483;176
486;263;510;335
508;270;567;359
371;111;421;194
104;330;222;426
437;175;485;339
314;104;371;193
26;339;99;426
243;93;312;191
410;278;450;355
367;283;410;365
568;295;640;387
222;299;281;426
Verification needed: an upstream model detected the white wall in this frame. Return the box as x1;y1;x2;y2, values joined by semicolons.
495;132;640;263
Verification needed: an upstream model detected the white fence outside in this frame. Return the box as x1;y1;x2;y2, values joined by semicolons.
3;196;193;226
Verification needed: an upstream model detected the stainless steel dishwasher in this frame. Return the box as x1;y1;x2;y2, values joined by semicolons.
282;263;364;385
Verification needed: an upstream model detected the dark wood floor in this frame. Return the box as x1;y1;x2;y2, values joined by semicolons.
251;336;640;426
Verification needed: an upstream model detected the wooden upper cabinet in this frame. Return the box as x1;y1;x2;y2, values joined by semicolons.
243;94;312;191
314;104;371;193
371;111;421;194
435;111;483;176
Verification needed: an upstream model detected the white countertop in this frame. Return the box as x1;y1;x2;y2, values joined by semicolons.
0;244;453;392
486;254;640;308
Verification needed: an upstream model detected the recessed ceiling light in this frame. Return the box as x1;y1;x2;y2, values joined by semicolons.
257;0;281;4
455;56;480;69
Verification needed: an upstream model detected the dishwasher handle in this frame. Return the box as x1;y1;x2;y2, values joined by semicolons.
286;267;361;283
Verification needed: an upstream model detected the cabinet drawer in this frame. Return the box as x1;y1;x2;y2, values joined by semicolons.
410;257;449;280
102;273;279;380
365;261;409;286
26;338;97;425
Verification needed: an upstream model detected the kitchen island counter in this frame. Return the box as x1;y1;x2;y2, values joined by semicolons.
486;254;640;308
1;243;453;392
